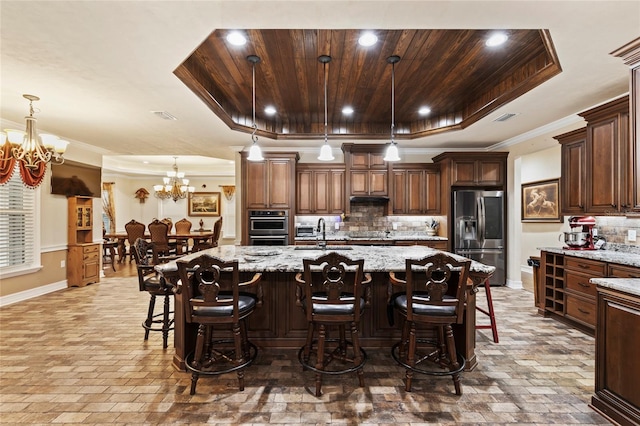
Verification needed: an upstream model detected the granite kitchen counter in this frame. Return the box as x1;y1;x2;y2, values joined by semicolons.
294;233;448;243
157;244;494;372
156;244;490;275
537;246;640;268
590;277;640;297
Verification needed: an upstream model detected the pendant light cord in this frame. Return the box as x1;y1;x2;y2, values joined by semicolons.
323;60;328;143
391;60;395;144
251;59;258;142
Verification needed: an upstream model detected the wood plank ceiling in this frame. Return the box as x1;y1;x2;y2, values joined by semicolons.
174;29;560;141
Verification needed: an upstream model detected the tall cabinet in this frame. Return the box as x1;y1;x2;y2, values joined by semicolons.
67;196;100;287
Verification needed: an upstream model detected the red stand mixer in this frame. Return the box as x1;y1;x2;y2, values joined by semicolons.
561;216;596;250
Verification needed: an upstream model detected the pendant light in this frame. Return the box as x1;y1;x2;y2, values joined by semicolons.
384;55;401;162
246;55;264;162
317;55;334;161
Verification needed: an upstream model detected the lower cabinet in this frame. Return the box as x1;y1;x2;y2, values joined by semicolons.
591;286;640;425
563;257;604;330
67;243;100;287
539;251;638;334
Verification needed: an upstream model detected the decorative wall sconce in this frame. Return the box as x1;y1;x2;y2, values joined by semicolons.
219;185;236;201
135;187;149;203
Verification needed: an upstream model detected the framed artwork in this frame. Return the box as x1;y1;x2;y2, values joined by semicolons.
521;178;562;222
188;192;221;217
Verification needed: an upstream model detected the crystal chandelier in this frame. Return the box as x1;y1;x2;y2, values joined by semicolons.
153;157;194;202
1;94;70;187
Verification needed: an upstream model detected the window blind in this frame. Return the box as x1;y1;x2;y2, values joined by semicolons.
0;175;36;270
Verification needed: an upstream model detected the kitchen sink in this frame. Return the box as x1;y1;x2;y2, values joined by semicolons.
294;246;353;250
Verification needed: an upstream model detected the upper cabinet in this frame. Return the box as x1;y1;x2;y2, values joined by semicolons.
392;164;441;215
433;152;508;188
342;144;392;216
242;153;299;210
555;128;587;215
577;96;631;215
296;164;345;215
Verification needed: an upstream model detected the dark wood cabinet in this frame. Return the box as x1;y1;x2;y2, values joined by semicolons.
592;286;640;426
296;164;345;214
612;37;640;212
243;154;298;209
433;153;507;187
67;196;99;287
578;96;631;214
241;152;298;244
539;250;640;335
555;128;587;215
342;144;392;216
392;164;441;215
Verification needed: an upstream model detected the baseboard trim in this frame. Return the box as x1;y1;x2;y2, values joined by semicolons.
506;279;523;290
0;280;67;307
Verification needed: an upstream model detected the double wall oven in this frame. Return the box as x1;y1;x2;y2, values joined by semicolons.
248;210;289;246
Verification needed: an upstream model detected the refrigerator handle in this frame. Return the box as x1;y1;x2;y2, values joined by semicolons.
478;196;486;247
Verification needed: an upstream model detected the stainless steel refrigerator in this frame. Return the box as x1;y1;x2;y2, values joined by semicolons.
453;190;505;286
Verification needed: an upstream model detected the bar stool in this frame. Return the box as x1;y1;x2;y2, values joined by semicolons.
177;253;262;394
388;252;471;394
475;279;499;343
131;238;175;348
295;252;368;397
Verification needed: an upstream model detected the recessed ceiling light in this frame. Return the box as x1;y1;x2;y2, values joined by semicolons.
342;106;354;115
358;32;378;47
264;105;276;115
226;31;247;46
418;106;431;116
486;32;508;47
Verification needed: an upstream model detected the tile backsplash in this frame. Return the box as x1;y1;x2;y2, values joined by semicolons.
595;216;640;246
295;201;447;237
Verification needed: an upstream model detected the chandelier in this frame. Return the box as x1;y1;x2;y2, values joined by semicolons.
153;157;194;202
1;94;70;188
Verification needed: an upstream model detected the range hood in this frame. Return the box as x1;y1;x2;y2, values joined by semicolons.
349;195;390;203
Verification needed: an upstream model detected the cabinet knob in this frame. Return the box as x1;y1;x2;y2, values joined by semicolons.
611;203;617;208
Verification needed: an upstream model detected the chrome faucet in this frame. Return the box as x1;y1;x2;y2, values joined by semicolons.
317;217;326;248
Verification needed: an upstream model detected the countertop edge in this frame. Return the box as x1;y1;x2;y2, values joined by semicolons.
537;247;640;268
590;278;640;297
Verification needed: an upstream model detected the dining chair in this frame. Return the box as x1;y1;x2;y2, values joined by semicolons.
177;253;262;394
174;218;192;253
124;219;146;263
148;219;176;263
388;252;471;395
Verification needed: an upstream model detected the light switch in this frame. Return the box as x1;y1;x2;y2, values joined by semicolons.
629;229;637;242
60;260;65;268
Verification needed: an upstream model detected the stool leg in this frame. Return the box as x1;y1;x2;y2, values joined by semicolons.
405;321;416;392
351;321;364;388
444;324;462;395
315;324;326;397
144;295;156;341
162;295;171;349
190;324;206;395
302;323;314;368
232;322;245;391
109;246;116;271
475;280;499;343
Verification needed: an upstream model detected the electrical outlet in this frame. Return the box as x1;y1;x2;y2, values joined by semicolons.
60;260;65;268
592;228;598;237
392;222;398;230
628;229;637;242
334;222;340;230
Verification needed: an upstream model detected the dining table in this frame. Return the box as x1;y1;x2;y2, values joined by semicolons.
104;230;214;262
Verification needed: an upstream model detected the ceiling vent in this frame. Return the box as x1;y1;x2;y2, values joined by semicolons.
151;111;177;120
493;113;518;122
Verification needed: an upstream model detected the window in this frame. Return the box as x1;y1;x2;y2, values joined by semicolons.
0;173;39;276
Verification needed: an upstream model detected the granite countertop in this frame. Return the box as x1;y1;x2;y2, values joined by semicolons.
590;278;640;297
156;245;494;275
538;246;640;268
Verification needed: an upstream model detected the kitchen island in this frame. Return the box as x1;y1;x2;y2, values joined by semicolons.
156;245;495;372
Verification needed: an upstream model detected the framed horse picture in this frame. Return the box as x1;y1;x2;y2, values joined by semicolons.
521;178;562;222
